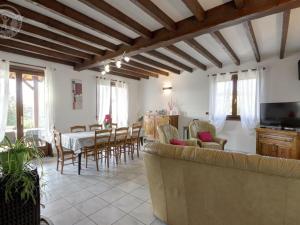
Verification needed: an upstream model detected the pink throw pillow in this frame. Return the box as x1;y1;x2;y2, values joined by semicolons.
198;131;213;142
170;138;186;146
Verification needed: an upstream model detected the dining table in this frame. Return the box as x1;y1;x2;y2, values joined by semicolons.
61;130;120;175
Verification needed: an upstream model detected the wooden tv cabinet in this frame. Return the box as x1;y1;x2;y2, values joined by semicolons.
256;128;300;159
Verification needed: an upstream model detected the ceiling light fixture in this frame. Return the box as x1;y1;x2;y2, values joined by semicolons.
100;52;129;76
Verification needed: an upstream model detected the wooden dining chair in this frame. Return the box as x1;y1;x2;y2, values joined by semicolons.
70;125;86;133
113;127;129;163
127;124;142;158
111;123;118;129
84;129;112;170
53;129;77;174
89;124;103;131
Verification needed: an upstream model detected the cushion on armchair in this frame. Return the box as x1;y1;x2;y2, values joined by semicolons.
198;131;213;142
170;138;186;146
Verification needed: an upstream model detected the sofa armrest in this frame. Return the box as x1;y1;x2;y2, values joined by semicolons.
190;138;203;147
184;139;198;147
214;137;227;150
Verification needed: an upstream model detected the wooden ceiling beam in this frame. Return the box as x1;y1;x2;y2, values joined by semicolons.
147;50;193;72
129;0;176;31
111;64;159;78
110;68;149;79
91;68;141;80
0;45;75;67
124;60;169;76
280;10;291;59
166;45;207;70
13;32;93;60
185;39;222;68
211;31;240;65
17;22;105;56
1;0;118;51
182;0;205;22
79;0;152;39
29;0;132;45
0;39;83;63
132;55;181;74
243;21;260;62
75;0;300;70
234;0;245;9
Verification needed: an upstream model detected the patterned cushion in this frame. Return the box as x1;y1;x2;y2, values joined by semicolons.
201;142;222;150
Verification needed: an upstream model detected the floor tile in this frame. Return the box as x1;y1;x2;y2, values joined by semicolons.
112;194;143;213
89;205;126;225
130;202;156;225
113;215;144;225
86;182;112;195
117;181;141;193
41;198;72;218
65;189;95;205
50;207;85;225
74;217;97;225
75;196;109;216
98;188;127;203
130;186;150;201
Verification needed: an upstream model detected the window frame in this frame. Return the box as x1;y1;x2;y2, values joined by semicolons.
226;74;241;121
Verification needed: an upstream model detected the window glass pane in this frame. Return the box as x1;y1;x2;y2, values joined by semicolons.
216;80;233;115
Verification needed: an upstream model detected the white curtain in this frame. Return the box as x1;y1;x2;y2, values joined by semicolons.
97;78;111;124
209;73;232;132
41;67;55;143
238;69;261;132
0;61;9;142
111;82;128;127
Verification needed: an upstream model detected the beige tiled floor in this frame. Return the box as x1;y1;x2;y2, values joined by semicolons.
41;153;166;225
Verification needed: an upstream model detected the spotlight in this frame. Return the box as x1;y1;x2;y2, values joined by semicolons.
116;60;122;68
101;71;106;75
124;56;130;62
104;65;110;72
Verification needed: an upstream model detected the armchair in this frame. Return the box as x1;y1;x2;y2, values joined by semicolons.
157;124;197;146
189;120;227;150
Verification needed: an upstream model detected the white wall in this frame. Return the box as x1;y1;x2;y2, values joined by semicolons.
0;51;140;132
140;53;300;153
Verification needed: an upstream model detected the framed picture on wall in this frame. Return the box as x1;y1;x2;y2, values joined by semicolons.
72;79;83;110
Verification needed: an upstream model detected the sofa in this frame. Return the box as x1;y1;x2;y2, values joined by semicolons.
157;124;197;146
189;120;227;150
143;142;300;225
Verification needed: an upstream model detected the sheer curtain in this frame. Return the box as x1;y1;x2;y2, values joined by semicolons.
209;73;232;132
97;78;111;124
111;82;128;127
238;69;261;132
0;61;9;142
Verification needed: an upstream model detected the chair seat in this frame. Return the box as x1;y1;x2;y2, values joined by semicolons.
201;142;223;150
62;149;76;155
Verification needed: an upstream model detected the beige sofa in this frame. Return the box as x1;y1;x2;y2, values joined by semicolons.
143;143;300;225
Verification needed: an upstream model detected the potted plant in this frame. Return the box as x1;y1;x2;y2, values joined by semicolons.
0;136;44;225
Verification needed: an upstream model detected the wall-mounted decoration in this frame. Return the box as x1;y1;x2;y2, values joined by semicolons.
72;79;82;110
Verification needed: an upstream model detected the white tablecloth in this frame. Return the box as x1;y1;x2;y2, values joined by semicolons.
61;131;95;154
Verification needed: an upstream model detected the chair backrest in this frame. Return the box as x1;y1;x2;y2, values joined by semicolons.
157;124;179;144
53;129;64;157
111;123;118;129
189;120;216;139
94;129;112;147
131;123;142;140
114;127;129;144
89;124;103;131
70;125;86;133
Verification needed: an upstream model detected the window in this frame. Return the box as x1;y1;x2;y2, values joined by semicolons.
226;74;241;121
5;66;46;147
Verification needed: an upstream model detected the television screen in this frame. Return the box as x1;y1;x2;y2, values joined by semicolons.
260;102;300;129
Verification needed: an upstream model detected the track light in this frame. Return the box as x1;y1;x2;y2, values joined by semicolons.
116;60;122;68
104;65;110;72
101;71;106;75
124;56;130;62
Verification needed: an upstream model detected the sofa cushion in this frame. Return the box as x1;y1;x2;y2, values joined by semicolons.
170;138;186;146
198;131;213;142
202;142;222;150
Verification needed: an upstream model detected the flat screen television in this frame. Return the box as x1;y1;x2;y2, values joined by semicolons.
260;102;300;129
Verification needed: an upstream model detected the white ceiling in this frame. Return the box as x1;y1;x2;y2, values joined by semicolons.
7;0;300;71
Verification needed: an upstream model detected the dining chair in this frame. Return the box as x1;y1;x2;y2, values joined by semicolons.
127;123;142;158
111;123;118;129
53;129;77;174
84;129;112;170
89;124;103;131
70;125;86;133
113;127;129;163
